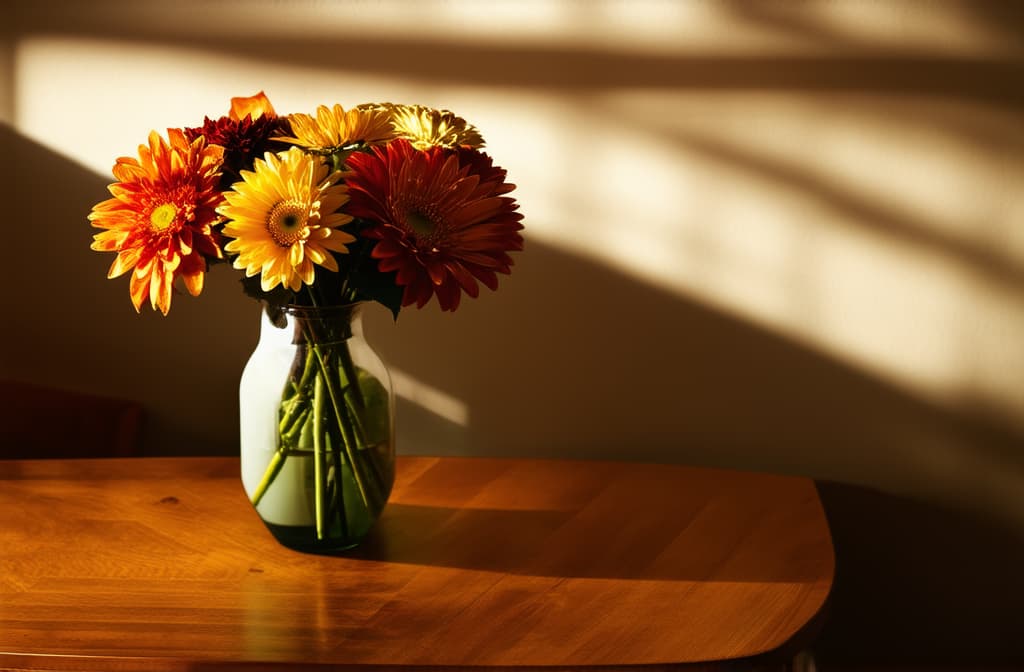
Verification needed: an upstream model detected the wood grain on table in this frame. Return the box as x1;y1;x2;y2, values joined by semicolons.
0;456;834;671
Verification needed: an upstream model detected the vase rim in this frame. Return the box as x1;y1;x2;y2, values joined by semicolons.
262;301;364;333
278;302;363;316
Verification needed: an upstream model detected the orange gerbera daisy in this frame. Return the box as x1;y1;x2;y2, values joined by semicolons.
229;90;277;121
344;139;523;311
89;129;225;315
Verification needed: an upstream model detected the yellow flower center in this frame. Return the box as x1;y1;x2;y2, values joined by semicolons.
267;200;310;247
149;203;178;231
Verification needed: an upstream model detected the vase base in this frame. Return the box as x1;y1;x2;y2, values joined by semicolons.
261;520;367;554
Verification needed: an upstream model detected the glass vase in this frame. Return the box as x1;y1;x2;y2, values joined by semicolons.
239;303;394;553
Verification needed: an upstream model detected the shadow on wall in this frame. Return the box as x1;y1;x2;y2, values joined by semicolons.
369;234;1024;517
0;123;260;456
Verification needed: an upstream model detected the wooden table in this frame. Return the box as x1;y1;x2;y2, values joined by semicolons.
0;456;833;671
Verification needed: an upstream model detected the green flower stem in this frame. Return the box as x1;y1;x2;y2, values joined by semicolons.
278;394;301;434
298;411;314;452
337;377;370;450
314;343;376;509
338;398;381;508
338;345;367;410
325;430;348;538
250;449;286;507
297;347;317;393
313;371;326;539
280;406;310;446
336;347;391;487
277;347;317;434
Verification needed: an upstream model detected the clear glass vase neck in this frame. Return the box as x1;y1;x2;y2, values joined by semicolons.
261;303;365;346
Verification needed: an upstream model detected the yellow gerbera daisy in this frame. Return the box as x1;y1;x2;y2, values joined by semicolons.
387;104;484;150
276;104;395;152
218;147;355;292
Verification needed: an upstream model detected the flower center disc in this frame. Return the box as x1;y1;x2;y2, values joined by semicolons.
267;200;309;247
406;211;437;238
149;203;178;231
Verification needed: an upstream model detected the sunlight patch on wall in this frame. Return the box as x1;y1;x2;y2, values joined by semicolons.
13;37;436;175
13;35;560;177
738;0;1024;55
490;90;1024;428
15;38;251;174
390;368;470;428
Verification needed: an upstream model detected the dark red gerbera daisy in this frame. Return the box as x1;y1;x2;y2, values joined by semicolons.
184;114;292;190
344;139;523;311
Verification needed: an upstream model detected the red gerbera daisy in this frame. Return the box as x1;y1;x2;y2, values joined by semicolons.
344;139;523;311
184;114;291;191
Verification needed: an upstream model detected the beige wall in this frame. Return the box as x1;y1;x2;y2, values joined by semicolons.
3;0;1023;664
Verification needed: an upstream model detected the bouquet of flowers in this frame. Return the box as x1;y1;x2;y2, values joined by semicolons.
88;92;523;550
89;91;522;316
